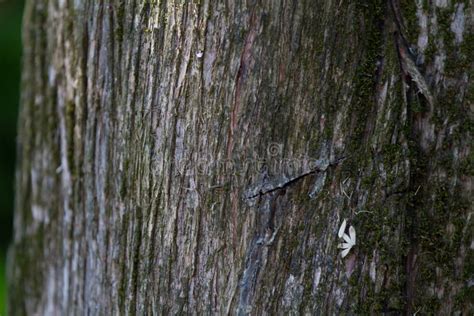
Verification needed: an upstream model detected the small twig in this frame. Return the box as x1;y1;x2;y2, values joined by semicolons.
209;184;225;189
355;210;373;216
340;177;353;200
414;185;421;196
246;156;346;199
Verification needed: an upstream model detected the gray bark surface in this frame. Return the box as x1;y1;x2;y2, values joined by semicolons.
9;0;473;314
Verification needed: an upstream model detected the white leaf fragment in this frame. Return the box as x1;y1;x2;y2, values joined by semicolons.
341;247;351;258
348;225;356;245
338;243;353;250
337;219;356;258
338;219;347;238
343;232;352;244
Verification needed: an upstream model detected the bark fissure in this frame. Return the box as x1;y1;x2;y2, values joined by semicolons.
245;156;346;200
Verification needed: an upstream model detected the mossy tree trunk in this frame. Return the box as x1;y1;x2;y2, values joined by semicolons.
9;0;473;314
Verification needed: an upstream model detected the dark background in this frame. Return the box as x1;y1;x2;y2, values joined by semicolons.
0;0;24;313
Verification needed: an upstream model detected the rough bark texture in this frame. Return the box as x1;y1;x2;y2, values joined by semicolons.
9;0;473;314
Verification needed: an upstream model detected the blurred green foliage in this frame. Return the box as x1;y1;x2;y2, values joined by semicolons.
0;0;25;313
0;258;5;316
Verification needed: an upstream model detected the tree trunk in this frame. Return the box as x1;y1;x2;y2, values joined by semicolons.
9;0;473;314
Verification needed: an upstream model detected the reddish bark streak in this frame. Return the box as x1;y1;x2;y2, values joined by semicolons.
405;244;419;314
226;11;258;158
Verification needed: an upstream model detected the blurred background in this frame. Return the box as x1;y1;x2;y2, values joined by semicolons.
0;0;24;313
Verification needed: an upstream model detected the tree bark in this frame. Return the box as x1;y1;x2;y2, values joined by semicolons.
9;0;473;314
